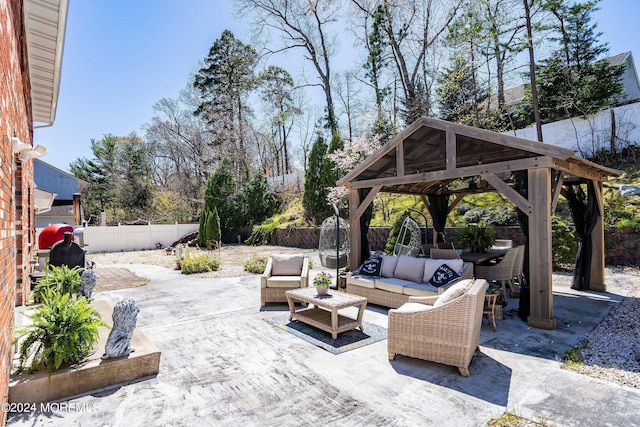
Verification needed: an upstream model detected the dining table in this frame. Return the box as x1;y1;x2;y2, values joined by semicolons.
459;249;508;265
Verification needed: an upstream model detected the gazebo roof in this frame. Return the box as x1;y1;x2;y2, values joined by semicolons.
338;117;621;195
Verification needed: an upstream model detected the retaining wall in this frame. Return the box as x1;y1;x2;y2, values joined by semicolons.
274;226;639;267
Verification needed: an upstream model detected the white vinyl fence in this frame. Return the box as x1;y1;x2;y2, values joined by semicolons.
36;223;199;253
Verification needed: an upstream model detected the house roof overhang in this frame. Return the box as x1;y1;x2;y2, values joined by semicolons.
24;0;69;127
338;117;622;195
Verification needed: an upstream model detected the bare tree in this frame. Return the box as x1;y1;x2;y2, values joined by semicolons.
145;87;217;217
234;0;343;136
376;0;464;124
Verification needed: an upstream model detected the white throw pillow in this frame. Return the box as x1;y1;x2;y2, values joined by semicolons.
393;255;426;283
433;279;473;307
380;255;399;278
423;258;464;282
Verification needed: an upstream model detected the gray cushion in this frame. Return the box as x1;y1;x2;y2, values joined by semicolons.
348;275;376;289
266;276;304;288
393;255;425;283
402;282;440;296
374;279;406;294
380;255;399;278
271;255;304;276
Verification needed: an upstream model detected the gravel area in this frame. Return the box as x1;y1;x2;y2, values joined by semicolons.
87;247;640;389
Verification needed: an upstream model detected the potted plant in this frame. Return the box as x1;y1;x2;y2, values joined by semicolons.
313;271;332;296
15;288;107;376
453;224;496;253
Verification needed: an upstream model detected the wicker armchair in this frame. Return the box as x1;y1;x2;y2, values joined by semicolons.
474;246;519;302
388;279;486;376
260;255;309;306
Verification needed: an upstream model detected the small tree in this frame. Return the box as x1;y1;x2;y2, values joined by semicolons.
245;170;276;225
303;133;329;224
199;205;209;247
206;206;222;249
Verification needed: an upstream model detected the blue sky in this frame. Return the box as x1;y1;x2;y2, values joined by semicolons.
34;0;640;172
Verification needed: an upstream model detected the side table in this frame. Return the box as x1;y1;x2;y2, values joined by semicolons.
483;293;498;332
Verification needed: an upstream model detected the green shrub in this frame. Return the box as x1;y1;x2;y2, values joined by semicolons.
244;255;268;274
462;207;519;226
180;249;221;274
384;210;411;255
15;289;106;376
551;216;577;268
32;265;83;303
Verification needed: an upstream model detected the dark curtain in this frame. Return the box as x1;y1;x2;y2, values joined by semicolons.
427;194;450;243
514;171;530;321
565;181;599;290
358;188;375;266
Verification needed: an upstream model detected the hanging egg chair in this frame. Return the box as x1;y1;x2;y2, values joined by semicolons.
318;215;350;269
393;216;421;257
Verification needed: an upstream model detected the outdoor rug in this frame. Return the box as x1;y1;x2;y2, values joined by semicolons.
264;314;387;355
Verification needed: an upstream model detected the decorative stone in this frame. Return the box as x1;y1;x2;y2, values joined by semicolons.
80;268;98;299
102;299;140;359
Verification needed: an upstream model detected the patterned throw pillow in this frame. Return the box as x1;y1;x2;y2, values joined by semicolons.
359;256;382;276
428;264;460;287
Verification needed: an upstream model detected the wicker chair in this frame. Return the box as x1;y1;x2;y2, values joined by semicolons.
474;246;519;302
260;255;309;306
388;279;486;376
430;248;461;260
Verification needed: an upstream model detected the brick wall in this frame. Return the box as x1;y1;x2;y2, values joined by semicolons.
272;225;640;267
1;0;35;422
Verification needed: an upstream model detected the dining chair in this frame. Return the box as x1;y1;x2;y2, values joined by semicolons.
509;245;525;297
430;248;461;260
474;246;519;305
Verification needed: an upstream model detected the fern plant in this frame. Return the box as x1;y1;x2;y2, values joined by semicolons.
453;224;496;253
15;289;106;376
32;265;83;302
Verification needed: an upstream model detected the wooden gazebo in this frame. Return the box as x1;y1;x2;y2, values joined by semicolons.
337;117;621;330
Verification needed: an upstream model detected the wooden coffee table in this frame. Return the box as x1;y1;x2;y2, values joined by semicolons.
285;288;367;339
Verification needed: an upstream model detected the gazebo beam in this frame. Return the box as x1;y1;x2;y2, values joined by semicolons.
482;173;532;215
527;168;556;330
345;156;555;189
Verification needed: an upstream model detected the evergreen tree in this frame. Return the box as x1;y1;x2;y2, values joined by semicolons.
245;170;276;225
532;0;625;123
206;206;222;247
199;205;210;247
303;134;329;224
194;30;258;180
204;158;244;234
436;54;483;126
70;134;154;224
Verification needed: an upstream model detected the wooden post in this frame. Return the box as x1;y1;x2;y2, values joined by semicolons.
589;181;606;292
349;189;361;271
527;168;556;330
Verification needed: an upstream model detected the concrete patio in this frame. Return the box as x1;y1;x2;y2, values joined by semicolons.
8;263;640;426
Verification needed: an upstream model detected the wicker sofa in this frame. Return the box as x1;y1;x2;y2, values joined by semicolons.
346;254;474;309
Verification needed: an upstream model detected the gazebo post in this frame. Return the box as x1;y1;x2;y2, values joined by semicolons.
589;180;607;292
527;168;556;330
349;189;361;271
